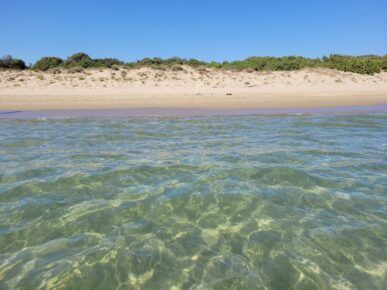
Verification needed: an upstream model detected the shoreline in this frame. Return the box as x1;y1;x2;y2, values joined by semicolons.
1;104;386;119
0;90;386;111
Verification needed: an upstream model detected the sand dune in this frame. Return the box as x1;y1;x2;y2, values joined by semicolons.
0;67;386;110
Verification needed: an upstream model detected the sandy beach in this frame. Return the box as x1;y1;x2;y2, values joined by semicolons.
1;67;386;110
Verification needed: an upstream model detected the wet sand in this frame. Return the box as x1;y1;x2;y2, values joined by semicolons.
1;104;386;119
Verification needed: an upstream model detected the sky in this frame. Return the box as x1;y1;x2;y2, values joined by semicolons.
1;0;386;64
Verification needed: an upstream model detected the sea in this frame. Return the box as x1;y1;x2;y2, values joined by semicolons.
0;110;386;289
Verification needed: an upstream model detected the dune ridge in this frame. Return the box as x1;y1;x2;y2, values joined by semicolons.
1;67;386;110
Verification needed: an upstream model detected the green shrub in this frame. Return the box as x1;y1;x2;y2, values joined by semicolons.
65;52;93;68
380;55;387;71
93;58;123;68
164;57;185;66
268;56;321;71
171;65;184;71
187;58;206;67
47;67;62;74
2;52;386;75
67;66;84;73
136;57;164;67
33;57;63;71
150;64;167;71
222;56;321;72
0;55;26;70
322;54;382;75
196;66;208;73
208;61;222;69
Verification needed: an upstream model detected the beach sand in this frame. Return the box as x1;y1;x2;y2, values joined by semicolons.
0;67;386;110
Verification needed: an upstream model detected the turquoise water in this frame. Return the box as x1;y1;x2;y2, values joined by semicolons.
0;114;386;289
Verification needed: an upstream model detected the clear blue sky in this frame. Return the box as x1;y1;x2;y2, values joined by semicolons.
1;0;386;64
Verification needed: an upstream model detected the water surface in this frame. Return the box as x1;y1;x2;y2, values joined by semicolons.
0;114;386;289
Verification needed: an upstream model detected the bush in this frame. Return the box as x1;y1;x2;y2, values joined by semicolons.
65;52;93;68
187;58;206;67
322;54;382;75
135;58;164;67
222;56;321;72
0;55;26;70
120;70;127;78
67;66;84;73
382;55;387;71
124;63;135;69
164;57;185;66
150;64;167;71
2;52;386;75
208;61;222;69
171;65;184;71
196;66;208;73
33;57;63;71
47;67;62;74
268;56;321;71
93;58;123;68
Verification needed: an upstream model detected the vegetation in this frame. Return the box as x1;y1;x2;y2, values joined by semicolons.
120;70;127;78
2;53;386;74
322;55;383;75
0;55;26;70
67;66;84;73
222;56;322;71
382;55;387;71
33;57;63;71
130;54;386;74
171;65;184;71
92;58;123;68
111;64;120;71
64;53;93;68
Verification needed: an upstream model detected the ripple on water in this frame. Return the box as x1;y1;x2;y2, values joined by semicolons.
0;114;386;289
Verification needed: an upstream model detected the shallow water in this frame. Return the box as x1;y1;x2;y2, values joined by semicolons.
0;114;386;289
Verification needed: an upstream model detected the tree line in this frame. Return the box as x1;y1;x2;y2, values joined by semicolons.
1;53;386;75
